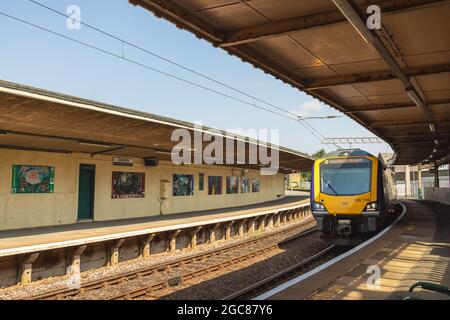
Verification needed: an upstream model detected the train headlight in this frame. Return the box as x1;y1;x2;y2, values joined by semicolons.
313;202;326;211
365;202;378;211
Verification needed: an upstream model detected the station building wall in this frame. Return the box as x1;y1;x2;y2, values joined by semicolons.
0;149;285;231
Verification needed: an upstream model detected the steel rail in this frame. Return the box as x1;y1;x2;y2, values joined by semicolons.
222;245;337;300
108;227;319;300
26;219;315;300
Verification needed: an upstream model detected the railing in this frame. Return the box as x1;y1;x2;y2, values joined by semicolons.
0;202;312;287
395;178;450;199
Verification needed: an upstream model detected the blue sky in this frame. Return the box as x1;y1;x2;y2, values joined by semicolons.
0;0;392;156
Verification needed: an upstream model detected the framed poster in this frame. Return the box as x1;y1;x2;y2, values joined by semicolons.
241;176;250;193
226;176;239;194
12;165;55;193
112;172;145;199
252;178;260;193
199;173;204;191
208;176;223;195
173;174;194;196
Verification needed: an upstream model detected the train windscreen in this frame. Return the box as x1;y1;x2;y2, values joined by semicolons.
320;158;372;196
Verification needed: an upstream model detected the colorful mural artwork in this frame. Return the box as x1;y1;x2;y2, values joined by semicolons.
241;176;250;193
173;174;194;196
11;165;55;193
208;176;223;195
226;176;239;194
112;172;145;199
252;177;260;192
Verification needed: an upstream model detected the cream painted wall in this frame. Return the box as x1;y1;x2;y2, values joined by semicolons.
0;149;77;230
0;149;285;231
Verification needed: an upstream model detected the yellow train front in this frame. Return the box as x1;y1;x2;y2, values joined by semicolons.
311;149;395;236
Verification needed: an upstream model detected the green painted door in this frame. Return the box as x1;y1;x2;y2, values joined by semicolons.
77;164;95;220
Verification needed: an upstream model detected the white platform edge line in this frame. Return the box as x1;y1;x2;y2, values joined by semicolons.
254;202;407;300
0;202;309;257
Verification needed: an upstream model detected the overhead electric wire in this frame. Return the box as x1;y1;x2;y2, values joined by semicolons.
0;12;293;119
27;0;340;149
3;3;340;149
28;1;303;118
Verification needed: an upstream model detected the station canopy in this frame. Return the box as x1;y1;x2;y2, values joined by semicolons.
0;80;314;173
129;0;450;165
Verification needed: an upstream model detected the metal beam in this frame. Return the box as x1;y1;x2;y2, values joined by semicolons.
371;119;450;128
0;144;72;154
382;128;450;138
388;133;450;140
332;0;444;169
305;64;450;90
129;0;223;43
345;99;450;113
129;2;309;89
396;143;449;149
91;146;126;156
392;138;449;144
395;150;437;154
394;145;448;151
226;45;307;88
218;0;445;47
280;157;309;163
332;0;431;115
130;0;449;167
0;129;163;154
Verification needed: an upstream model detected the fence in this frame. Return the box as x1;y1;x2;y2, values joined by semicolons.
424;187;450;205
396;176;449;199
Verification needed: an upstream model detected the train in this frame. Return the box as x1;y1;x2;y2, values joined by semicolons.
311;149;396;236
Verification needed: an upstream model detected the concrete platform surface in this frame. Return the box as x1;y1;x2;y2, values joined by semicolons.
0;193;309;257
268;200;450;300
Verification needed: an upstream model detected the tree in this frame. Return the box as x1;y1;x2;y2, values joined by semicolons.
296;149;326;183
300;171;311;181
312;148;326;159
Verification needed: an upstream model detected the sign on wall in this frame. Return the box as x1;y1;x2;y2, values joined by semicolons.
11;165;55;193
173;174;194;196
226;176;239;194
208;176;223;195
113;157;133;167
112;172;145;199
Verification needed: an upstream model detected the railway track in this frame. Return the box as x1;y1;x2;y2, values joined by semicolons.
222;245;337;300
26;219;316;300
108;227;320;300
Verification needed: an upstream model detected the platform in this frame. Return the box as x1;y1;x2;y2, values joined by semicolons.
0;192;309;257
262;200;450;300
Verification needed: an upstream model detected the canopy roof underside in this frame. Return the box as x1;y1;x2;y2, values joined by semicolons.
129;0;450;165
0;80;314;173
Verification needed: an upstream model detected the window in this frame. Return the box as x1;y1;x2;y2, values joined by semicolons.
320;158;372;196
